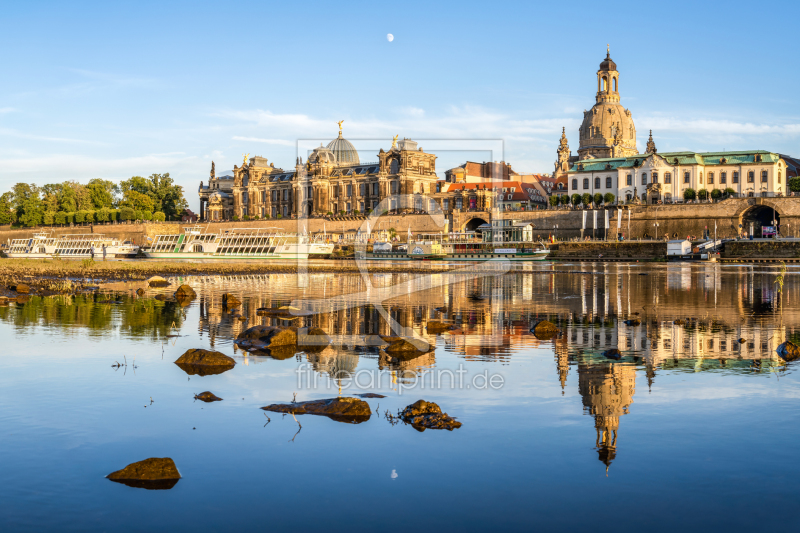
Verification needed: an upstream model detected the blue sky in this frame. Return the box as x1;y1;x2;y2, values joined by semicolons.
2;0;799;206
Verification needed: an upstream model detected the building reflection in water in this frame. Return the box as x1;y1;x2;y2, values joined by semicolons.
188;266;796;470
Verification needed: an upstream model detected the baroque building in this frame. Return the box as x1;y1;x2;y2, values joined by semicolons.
198;125;439;221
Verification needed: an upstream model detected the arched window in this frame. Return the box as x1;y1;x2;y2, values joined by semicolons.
583;178;589;189
613;77;617;91
602;76;608;91
192;244;203;253
572;179;578;190
606;177;612;188
595;177;601;189
699;172;703;184
778;171;782;183
641;173;648;185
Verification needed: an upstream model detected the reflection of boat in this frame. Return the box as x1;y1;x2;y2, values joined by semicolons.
6;231;139;259
143;226;334;260
365;232;549;261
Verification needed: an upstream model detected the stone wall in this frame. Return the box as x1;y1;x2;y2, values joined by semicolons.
548;241;667;260
722;240;800;259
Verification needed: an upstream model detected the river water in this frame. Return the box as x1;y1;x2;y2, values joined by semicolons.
1;261;799;532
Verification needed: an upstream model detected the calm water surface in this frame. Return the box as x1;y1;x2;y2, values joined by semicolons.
1;262;799;532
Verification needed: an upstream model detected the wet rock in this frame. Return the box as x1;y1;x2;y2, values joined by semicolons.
530;320;558;340
174;349;235;376
426;321;457;334
381;336;431;357
261;397;371;423
147;276;170;288
673;319;686;325
107;457;181;490
776;341;800;362
399;400;462;432
10;283;30;294
624;319;641;326
194;391;222;402
0;296;8;306
174;284;196;299
136;288;145;297
154;294;169;301
355;393;386;398
16;295;30;304
602;348;622;360
222;293;241;309
236;325;297;351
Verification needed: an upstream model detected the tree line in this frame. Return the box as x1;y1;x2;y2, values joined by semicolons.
0;173;188;227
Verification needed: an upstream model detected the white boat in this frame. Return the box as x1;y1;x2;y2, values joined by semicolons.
143;226;334;260
365;232;549;261
5;231;139;259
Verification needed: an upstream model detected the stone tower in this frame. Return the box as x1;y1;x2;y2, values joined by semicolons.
578;48;638;160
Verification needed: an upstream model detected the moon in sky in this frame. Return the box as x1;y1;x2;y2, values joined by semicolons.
387;33;394;42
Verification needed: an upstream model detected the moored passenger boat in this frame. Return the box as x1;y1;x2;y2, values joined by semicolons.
142;226;334;260
365;232;549;261
5;231;139;259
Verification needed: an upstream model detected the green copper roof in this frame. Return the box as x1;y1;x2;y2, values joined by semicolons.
568;150;781;173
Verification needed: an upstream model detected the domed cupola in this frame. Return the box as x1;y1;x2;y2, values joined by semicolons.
326;121;360;165
308;144;336;165
599;51;616;72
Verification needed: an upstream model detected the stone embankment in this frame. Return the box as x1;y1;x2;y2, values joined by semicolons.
548;241;667;261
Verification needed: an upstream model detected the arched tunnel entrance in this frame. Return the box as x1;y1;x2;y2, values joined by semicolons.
741;205;780;237
463;217;489;233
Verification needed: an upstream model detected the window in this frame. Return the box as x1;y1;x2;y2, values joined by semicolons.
684;172;690;184
595;177;601;189
708;172;714;184
699;172;703;185
572;179;578;190
748;171;755;183
606;177;612;188
373;182;379;195
261;191;266;203
626;174;632;186
779;171;782;183
761;170;768;183
641;173;648;185
652;172;658;183
282;189;288;200
359;184;366;196
346;202;351;212
720;172;727;184
583;178;589;189
665;172;672;184
455;198;463;209
733;171;739;183
347;184;353;196
443;199;449;210
391;181;398;194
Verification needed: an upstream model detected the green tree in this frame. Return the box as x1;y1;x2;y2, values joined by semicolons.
710;189;722;200
593;193;603;205
19;194;44;226
571;194;582;206
697;188;708;200
152;212;166;222
0;192;14;224
549;196;559;207
59;183;79;212
789;176;800;193
11;183;38;220
683;188;696;201
121;190;155;213
120;207;135;221
54;211;66;225
86;179;118;209
581;193;592;206
74;211;86;224
724;187;737;197
43;211;55;225
604;193;615;204
119;173;187;219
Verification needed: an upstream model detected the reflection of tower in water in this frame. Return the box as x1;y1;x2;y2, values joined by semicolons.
578;363;636;473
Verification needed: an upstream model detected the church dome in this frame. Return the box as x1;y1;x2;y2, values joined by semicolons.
578;102;636;159
308;144;336;164
599;51;616;71
326;132;360;165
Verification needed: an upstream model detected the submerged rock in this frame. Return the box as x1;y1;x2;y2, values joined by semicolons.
174;285;196;299
107;457;181;490
261;397;372;423
776;341;800;362
147;276;170;288
16;295;30;304
399;400;462;432
426;321;457;334
174;349;235;376
380;336;432;359
136;288;145;297
673;319;686;325
222;293;241;309
236;325;330;354
530;320;558;340
355;393;386;398
602;348;622;360
624;319;641;326
194;391;222;402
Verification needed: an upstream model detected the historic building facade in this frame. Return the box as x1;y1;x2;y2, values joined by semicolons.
198;126;439;221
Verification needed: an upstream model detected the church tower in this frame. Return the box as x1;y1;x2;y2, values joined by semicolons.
577;47;638;160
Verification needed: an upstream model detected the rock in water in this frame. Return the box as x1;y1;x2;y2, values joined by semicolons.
175;284;196;297
147;276;170;288
776;341;800;362
222;293;241;309
531;320;558;340
174;349;235;376
673;319;686;325
261;397;371;423
426;321;457;334
380;336;432;359
11;283;30;294
603;348;622;360
194;391;222;402
107;457;181;490
236;325;297;351
624;319;641;326
399;400;462;431
356;393;386;398
136;288;145;297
